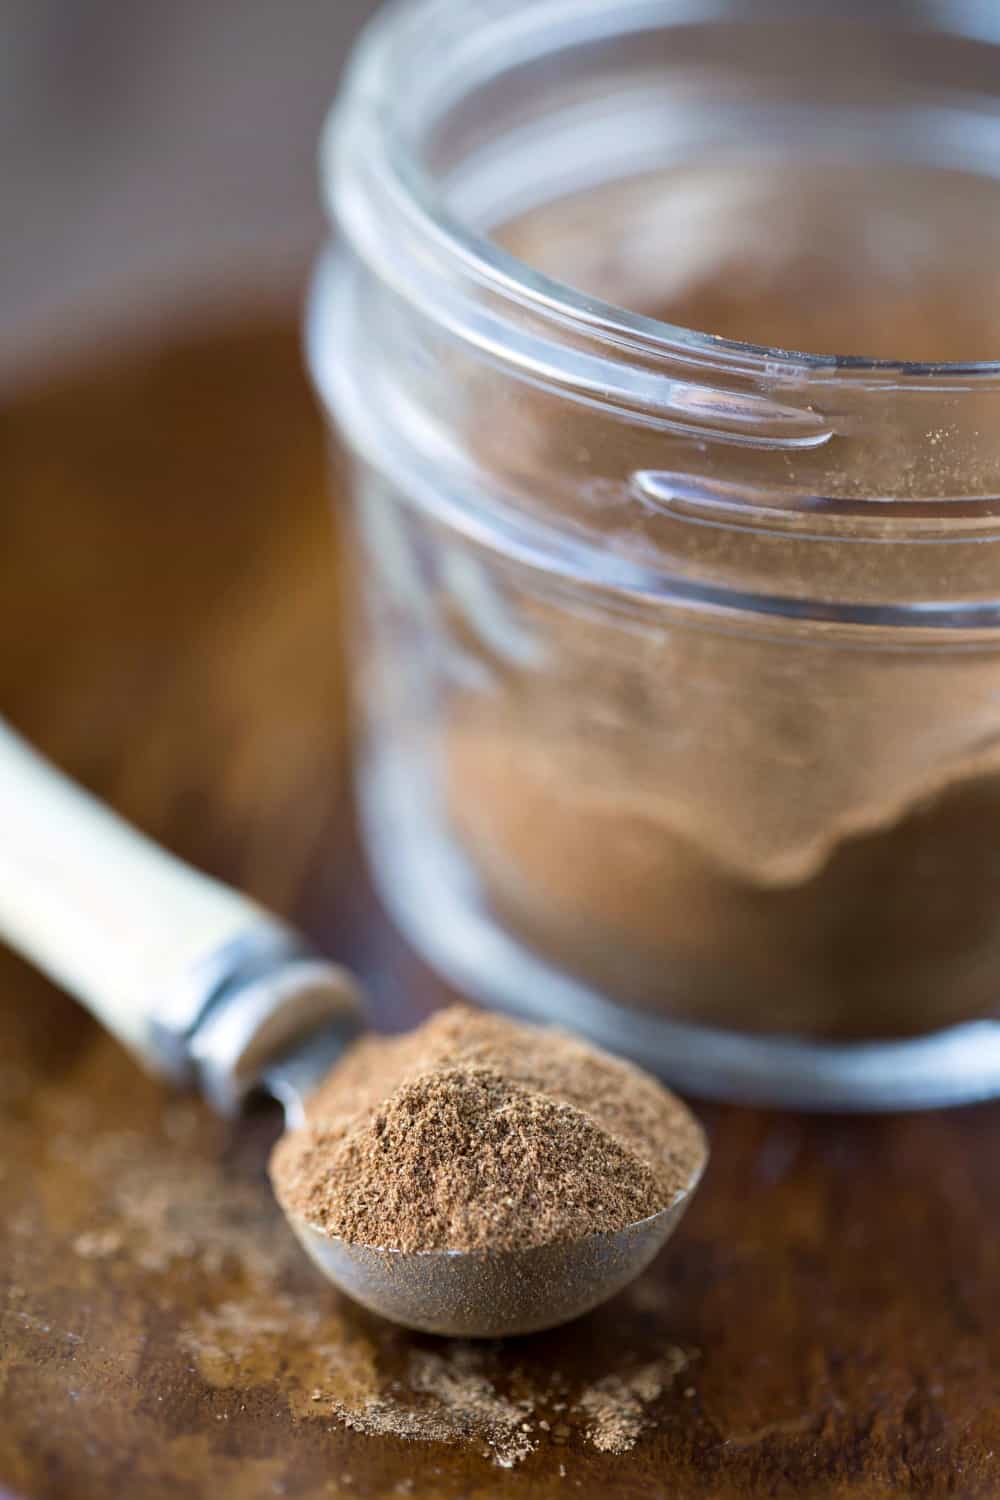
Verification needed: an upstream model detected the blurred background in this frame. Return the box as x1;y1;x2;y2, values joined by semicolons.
1;0;377;388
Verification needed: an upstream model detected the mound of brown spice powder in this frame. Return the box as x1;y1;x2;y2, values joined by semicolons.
270;1006;705;1254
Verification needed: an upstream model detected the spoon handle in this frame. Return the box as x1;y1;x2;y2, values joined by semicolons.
0;721;359;1106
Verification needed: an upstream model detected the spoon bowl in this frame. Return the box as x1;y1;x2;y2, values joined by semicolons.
287;1172;704;1338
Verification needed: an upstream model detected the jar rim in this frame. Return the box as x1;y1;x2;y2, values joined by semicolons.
326;0;1000;388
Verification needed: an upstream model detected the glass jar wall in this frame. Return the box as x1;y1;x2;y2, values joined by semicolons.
310;0;1000;1107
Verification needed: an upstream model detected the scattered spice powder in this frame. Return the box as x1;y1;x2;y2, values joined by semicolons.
326;1345;536;1469
72;1228;123;1260
578;1350;689;1454
270;1006;705;1253
313;1338;692;1466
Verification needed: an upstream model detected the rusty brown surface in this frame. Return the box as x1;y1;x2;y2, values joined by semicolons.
1;325;998;1499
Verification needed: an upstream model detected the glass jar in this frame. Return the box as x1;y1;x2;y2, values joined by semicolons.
309;0;1000;1108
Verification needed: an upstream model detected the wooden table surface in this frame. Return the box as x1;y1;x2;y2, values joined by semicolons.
1;324;998;1500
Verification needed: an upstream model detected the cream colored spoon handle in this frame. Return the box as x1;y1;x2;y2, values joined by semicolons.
0;721;358;1099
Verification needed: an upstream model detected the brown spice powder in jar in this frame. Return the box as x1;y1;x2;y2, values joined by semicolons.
445;698;1000;1041
270;1006;705;1254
